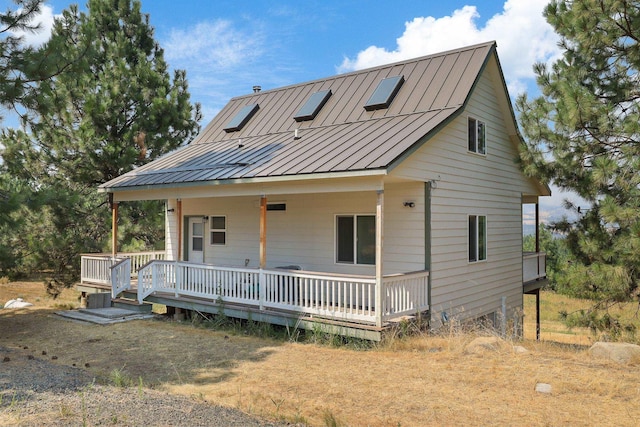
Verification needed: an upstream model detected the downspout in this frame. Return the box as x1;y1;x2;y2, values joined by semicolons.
425;182;432;326
375;188;384;328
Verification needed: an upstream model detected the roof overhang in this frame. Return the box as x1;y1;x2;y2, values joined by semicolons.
104;169;389;202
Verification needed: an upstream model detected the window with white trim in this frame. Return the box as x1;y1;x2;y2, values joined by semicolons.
468;215;487;262
336;215;375;265
210;216;226;245
468;117;486;154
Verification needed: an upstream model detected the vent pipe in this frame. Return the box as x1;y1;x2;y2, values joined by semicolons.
253;85;261;93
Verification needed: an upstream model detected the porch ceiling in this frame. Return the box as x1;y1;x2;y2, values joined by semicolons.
109;174;392;202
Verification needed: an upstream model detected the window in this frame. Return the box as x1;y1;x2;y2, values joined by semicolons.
468;117;486;154
210;216;226;245
468;215;487;262
336;215;376;265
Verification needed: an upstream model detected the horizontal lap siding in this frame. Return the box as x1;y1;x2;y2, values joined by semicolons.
182;197;260;267
392;67;536;324
180;187;425;275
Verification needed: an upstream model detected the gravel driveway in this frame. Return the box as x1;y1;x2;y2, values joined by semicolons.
0;345;288;427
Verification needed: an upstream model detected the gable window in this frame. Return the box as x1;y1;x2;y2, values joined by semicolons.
468;215;487;262
336;215;375;265
210;216;226;245
468;117;486;154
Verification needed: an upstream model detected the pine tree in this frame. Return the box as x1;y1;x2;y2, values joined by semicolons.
0;0;201;293
0;0;44;118
517;0;640;338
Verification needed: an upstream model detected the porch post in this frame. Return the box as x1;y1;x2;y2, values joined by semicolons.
110;194;118;257
259;195;267;311
177;199;182;260
375;189;384;328
260;195;267;268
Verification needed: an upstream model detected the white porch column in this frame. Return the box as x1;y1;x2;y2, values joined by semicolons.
259;195;267;311
110;194;118;257
177;199;183;260
375;189;384;328
165;199;179;261
259;195;267;268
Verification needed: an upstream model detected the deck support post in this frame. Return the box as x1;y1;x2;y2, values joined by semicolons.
535;202;540;276
375;189;384;328
535;288;541;340
110;194;118;257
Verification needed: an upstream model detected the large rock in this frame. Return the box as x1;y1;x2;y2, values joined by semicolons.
464;336;504;354
589;341;640;364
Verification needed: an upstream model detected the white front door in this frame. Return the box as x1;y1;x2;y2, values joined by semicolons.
188;217;205;263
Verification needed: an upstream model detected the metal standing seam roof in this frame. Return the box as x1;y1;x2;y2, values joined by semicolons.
100;42;497;192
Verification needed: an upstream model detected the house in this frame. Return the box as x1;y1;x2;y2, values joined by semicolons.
79;41;549;340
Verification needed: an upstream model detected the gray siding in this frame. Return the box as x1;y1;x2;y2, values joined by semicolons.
179;182;425;275
392;66;540;325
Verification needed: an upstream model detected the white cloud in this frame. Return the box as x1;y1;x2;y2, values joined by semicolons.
8;5;57;47
338;0;562;96
164;20;264;70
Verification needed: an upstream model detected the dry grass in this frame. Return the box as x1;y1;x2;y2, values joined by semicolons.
2;281;640;426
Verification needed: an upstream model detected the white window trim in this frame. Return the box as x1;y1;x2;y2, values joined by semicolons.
467;116;486;156
334;213;376;266
468;214;487;263
209;215;227;246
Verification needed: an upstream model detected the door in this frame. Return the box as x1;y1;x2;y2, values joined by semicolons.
188;217;205;263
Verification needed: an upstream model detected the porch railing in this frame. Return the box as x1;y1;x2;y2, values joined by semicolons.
110;258;131;298
381;270;430;321
81;251;166;284
523;252;546;283
137;260;430;324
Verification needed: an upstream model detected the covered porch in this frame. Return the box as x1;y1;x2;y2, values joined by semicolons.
80;252;430;340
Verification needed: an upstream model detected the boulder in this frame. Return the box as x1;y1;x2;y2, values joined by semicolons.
535;383;552;394
589;341;640;364
513;345;530;354
464;336;504;354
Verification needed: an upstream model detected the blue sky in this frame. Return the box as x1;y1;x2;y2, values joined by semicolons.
11;0;575;221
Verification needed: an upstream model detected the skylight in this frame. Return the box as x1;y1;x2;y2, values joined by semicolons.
224;104;260;132
364;75;404;111
294;89;332;122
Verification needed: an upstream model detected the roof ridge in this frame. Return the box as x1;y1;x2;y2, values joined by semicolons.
228;41;496;100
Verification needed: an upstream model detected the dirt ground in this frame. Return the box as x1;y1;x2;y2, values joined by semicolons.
1;281;640;426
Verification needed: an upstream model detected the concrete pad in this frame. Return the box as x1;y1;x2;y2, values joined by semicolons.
79;307;141;319
55;308;154;325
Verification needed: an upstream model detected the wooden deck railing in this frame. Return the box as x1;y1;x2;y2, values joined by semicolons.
81;251;166;284
136;260;430;324
381;270;430;321
523;252;546;283
110;258;131;298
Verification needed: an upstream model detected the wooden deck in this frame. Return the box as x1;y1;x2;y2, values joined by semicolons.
79;253;430;341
